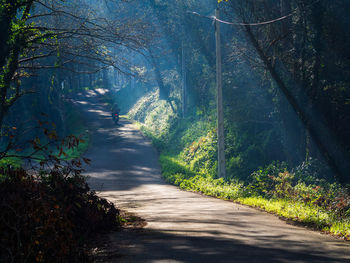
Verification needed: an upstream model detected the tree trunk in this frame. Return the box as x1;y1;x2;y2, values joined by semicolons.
244;24;350;184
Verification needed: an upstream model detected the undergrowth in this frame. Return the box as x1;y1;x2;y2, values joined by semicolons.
60;102;90;159
159;155;350;240
128;90;350;241
0;107;115;262
0;100;89;165
0;165;120;262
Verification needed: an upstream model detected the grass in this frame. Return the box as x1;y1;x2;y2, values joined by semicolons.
127;90;350;241
0;156;22;168
158;154;350;240
236;197;331;228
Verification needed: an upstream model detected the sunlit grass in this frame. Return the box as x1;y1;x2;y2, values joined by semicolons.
159;154;350;240
329;221;350;238
236;197;330;228
128;90;350;240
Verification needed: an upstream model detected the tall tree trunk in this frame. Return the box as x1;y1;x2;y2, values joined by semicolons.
149;52;175;113
244;24;350;184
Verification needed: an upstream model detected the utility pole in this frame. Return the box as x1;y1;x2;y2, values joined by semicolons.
182;40;186;118
215;9;226;178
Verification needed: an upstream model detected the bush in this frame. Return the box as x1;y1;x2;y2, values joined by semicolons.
181;129;217;177
0;167;120;263
293;157;335;185
247;161;288;197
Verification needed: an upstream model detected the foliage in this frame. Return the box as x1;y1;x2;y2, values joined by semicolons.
61;102;90;160
0;156;22;169
0;166;120;263
0;113;118;261
160;155;350;239
247;161;288;197
0;104;89;166
159;155;195;184
292;157;336;185
237;197;332;229
220;0;350;183
181;128;218;177
128;86;349;239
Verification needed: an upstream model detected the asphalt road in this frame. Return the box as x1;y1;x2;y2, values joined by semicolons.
78;91;350;263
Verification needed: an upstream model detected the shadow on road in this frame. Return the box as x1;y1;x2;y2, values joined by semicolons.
75;91;164;192
104;227;348;263
77;91;350;263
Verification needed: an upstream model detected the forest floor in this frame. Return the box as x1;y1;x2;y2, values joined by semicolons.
77;90;350;263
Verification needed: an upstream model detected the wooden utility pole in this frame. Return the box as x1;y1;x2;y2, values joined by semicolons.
182;41;186;118
215;9;226;178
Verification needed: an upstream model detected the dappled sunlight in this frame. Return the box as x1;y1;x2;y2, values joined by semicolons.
77;91;350;262
87;109;110;117
107;227;350;263
75;100;88;105
133;165;158;172
110;147;138;153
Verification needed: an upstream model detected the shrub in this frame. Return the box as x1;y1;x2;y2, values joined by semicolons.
0;166;120;263
329;191;350;219
247;161;288;197
293;157;335;185
181;129;217;177
272;171;295;198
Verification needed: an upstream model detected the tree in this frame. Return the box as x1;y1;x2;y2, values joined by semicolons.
221;0;350;183
0;0;153;130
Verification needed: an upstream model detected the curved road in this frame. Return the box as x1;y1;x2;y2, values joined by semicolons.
78;91;350;263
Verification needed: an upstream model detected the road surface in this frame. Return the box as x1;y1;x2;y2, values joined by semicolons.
77;91;350;263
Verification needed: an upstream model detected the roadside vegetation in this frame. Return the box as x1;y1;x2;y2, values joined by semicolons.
118;0;350;242
0;163;120;262
0;100;89;164
128;90;350;241
57;102;90;160
0;124;120;262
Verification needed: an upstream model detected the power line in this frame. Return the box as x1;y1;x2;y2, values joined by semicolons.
187;0;321;27
187;11;292;26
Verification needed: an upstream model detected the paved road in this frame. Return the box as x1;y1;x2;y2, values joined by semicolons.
78;91;350;263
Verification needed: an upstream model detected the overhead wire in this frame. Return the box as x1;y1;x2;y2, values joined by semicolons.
187;0;321;26
187;11;292;26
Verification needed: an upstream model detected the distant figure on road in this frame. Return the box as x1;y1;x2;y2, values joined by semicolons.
111;103;120;124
